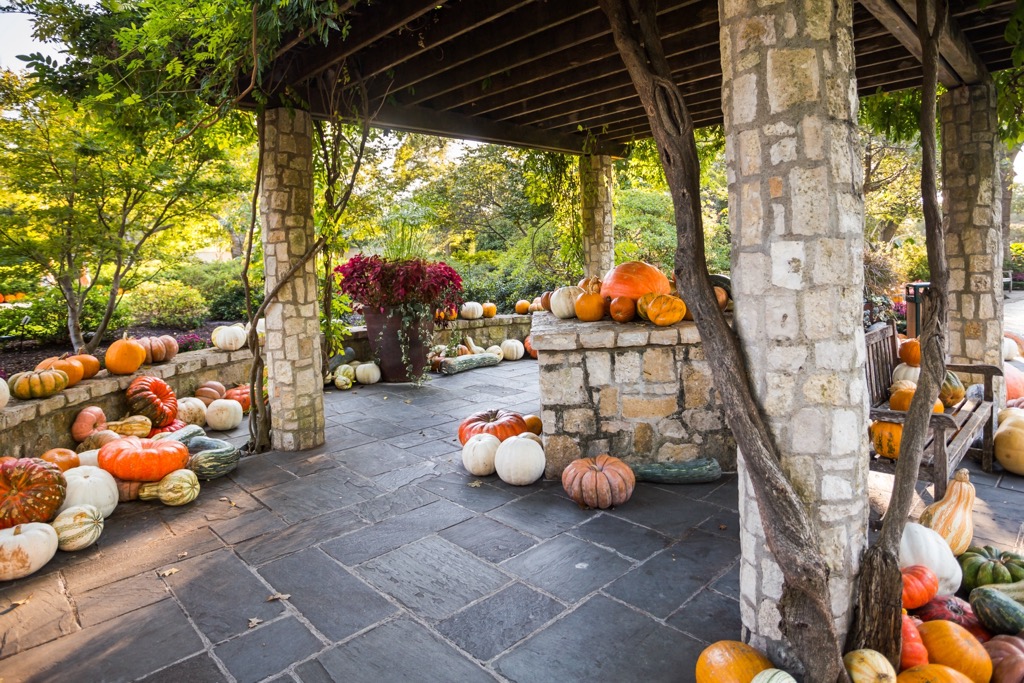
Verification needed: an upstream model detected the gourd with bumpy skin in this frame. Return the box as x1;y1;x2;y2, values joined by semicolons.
918;469;975;555
843;649;896;683
460;301;483;319
0;523;58;581
915;620;992;683
51;504;104;551
499;339;525;361
137;469;200;506
494;436;545;486
959;546;1024;592
900;522;963;595
58;466;118;518
0;459;67;529
355;362;381;384
549;286;583;319
694;640;772;683
205;399;244;431
461;433;501;476
334;375;353;390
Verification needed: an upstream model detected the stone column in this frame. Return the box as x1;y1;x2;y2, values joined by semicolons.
259;108;325;451
580;154;615;278
719;0;868;668
941;84;1003;373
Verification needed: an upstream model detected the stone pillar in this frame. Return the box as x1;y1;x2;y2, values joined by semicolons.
941;84;1003;374
719;0;868;668
580;154;615;278
259;108;325;451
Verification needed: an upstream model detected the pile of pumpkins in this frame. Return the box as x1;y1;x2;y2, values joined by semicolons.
696;468;1024;681
0;376;248;582
512;261;730;326
328;361;383;390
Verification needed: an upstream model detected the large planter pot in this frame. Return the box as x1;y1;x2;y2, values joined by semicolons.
363;307;430;382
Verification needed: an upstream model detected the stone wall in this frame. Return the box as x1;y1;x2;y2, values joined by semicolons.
0;348;253;457
580;154;615;279
530;312;735;480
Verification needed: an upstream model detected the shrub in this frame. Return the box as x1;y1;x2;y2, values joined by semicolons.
894;239;929;282
1007;243;1024;273
175;332;209;352
208;281;262;321
864;245;903;298
0;287;132;344
123;281;208;329
159;258;263;321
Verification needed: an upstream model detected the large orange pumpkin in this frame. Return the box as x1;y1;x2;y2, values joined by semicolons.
36;355;85;387
97;437;189;482
900;339;922;367
561;455;635;509
574;291;606;322
458;410;528;445
915;621;991;683
895;664;973;682
105;336;146;375
1006;363;1024;401
695;640;772;683
0;458;67;529
871;421;903;460
600;261;671;301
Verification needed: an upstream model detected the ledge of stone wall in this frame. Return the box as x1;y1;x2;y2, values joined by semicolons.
345;314;534;359
1;348;253;457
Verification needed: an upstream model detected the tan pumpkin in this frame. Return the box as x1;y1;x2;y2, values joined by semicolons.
843;649;896;682
194;381;227;407
918;468;975;555
994;419;1024;475
138;335;179;364
72;406;108;442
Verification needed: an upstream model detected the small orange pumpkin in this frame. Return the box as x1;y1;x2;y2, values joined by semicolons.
889;388;944;414
36;355;85;387
38;448;81;472
481;302;497;318
899;338;922;367
69;354;101;379
871;421;903;459
644;294;687;326
523;414;543;435
574;291;606;322
609;296;636;323
695;640;772;683
105;335;146;375
561;455;635;509
514;299;530;315
901;565;939;609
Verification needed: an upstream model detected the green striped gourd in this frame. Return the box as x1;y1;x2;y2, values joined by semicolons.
50;504;104;551
187;437;240;480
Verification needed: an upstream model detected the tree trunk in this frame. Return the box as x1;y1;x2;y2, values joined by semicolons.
58;276;88;353
81;270;125;355
598;2;847;679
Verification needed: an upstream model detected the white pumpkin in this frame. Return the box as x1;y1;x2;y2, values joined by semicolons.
899;522;963;595
0;376;9;410
355;362;381;385
77;449;100;467
59;466;118;518
550;286;583;319
462;433;501;476
206;398;244;431
892;362;921;384
212;325;247;351
334;374;353;390
1004;336;1021;360
0;523;58;581
499;339;525;361
494;436;546;486
517;432;543;446
751;670;797;683
51;504;104;551
460;302;484;319
485;345;505;361
176;397;207;427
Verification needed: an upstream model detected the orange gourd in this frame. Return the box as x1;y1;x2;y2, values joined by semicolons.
36;355;85;387
889;388;944;414
915;621;991;683
105;335;146;375
636;292;657;321
695;640;772;683
896;665;973;682
38;448;81;472
523;414;543;435
574;291;606;322
918;468;975;555
97;437;189;482
481;302;497;318
644;294;687;326
69;354;101;379
524;335;537;359
600;261;671;301
514;300;530;315
900;339;922;367
872;421;903;460
901;565;939;609
609;296;636;323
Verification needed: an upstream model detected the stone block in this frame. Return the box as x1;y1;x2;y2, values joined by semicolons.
543;435;581;479
540;366;587;405
617;330;650;348
563;408;596;434
657;442;699;462
586;354;612;386
621;396;678;419
599;387;619;418
642;348;675;383
633;423;655;455
767;48;819;113
614;352;642;383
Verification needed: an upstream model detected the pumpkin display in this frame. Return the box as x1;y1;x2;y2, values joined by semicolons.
72;406;108;442
481;302;497;318
893;363;923;384
643;294;687;326
0;523;58;581
97;437;189;482
106;415;153;437
550;286;583;319
600;261;672;301
960;546;1024;592
500;339;525;361
494;436;545;486
187;436;240;480
211;325;247;351
971;586;1024;635
194;381;227;406
694;640;772;683
900;523;963;596
514;299;530;314
0;458;67;529
36;355;85;387
994;417;1024;475
126;376;178;428
896;665;973;682
844;649;897;682
136;469;199;506
872;421;904;459
523;414;543;435
105;335;146;375
176;397;207;427
902;565;940;610
0;377;8;410
915;620;992;683
58;465;119;518
460;302;484;319
51;504;104;551
205;399;244;431
608;296;637;323
223;386;251;412
355;363;382;384
750;671;796;683
458;409;529;445
461;433;501;476
902;614;930;670
939;371;967;408
561;454;635;509
8;368;69;400
524;336;538;359
137;335;179;364
918;468;975;555
39;448;81;472
984;633;1024;683
69;354;101;379
76;430;121;453
913;595;992;643
900;339;922;366
1007;364;1024;401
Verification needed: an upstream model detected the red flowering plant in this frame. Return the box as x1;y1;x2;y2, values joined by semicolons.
335;255;463;319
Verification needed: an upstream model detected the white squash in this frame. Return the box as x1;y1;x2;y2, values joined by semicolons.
892;362;921;384
59;466;118;518
51;504;104;551
1004;336;1021;360
499;339;525;361
460;302;484;319
355;362;381;385
550;286;583;319
0;376;9;410
485;345;505;361
0;523;58;581
77;449;100;467
751;671;797;683
212;325;247;351
206;398;244;431
334;375;353;390
464;336;487;354
899;522;962;595
494;436;546;486
462;433;501;476
176;397;207;427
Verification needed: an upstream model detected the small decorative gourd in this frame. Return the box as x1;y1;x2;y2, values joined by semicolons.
106;415;153;437
918;468;975;555
842;649;896;683
499;339;525;361
137;469;200;506
0;523;58;581
334;374;353;390
355;363;381;385
494;436;545;485
460;302;484;319
461;433;501;476
939;371;967;408
51;504;104;551
0;458;67;529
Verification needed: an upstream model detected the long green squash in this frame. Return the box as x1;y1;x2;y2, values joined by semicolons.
439;353;500;375
631;457;722;484
970;586;1024;635
186;436;240;480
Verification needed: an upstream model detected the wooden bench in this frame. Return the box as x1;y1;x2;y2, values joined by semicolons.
865;320;1000;498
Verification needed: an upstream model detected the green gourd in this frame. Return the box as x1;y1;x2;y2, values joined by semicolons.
186;437;240;480
631;458;722;484
137;469;200;506
970;586;1024;635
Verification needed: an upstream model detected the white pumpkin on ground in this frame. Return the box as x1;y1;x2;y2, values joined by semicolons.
0;377;9;410
899;522;963;595
517;432;543;446
1004;336;1021;360
550;286;583;319
58;465;118;518
211;325;247;351
485;345;505;361
51;504;104;551
462;433;501;476
355;362;381;385
494;435;546;485
77;449;100;467
176;397;207;427
206;398;244;431
500;339;525;361
0;523;58;581
460;302;484;320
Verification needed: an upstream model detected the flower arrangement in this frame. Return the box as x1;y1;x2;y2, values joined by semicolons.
175;332;209;352
335;255;462;316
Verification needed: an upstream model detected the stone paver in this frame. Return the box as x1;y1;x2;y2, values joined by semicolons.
2;356;1023;682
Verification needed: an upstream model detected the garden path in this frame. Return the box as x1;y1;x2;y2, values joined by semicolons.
1;358;1022;682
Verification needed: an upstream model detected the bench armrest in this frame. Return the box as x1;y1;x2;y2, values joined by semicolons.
946;363;1002;401
869;407;957;430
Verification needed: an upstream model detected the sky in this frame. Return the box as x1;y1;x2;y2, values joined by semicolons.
2;10;1023;182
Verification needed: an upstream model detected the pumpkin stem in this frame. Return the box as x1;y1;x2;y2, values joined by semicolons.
954;468;969;483
12;525;22;535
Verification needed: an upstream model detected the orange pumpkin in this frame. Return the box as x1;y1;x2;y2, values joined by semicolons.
224;386;252;413
7;368;69;399
915;621;991;683
69;354;101;379
1006;364;1024;401
524;335;538;359
97;437;189;482
609;296;636;323
889;388;944;414
714;285;730;311
72;406;107;442
636;292;657;321
523;414;543;435
600;261;671;301
38;448;81;472
899;339;922;367
872;421;903;460
36;355;85;387
895;664;974;682
137;335;179;364
481;302;497;318
514;300;530;315
105;336;146;375
574;291;606;322
695;640;772;683
457;410;528;446
902;614;930;670
644;294;687;326
561;454;635;509
578;276;602;293
540;291;552;311
901;565;939;609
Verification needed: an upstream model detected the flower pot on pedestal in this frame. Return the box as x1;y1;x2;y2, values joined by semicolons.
363;307;430;382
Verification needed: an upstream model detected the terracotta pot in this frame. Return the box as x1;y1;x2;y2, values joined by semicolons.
362;307;430;382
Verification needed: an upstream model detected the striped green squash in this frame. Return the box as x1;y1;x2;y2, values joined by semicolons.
51;504;104;551
152;424;206;446
186;436;240;480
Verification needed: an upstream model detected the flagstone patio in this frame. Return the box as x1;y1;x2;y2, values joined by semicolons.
2;327;1024;682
